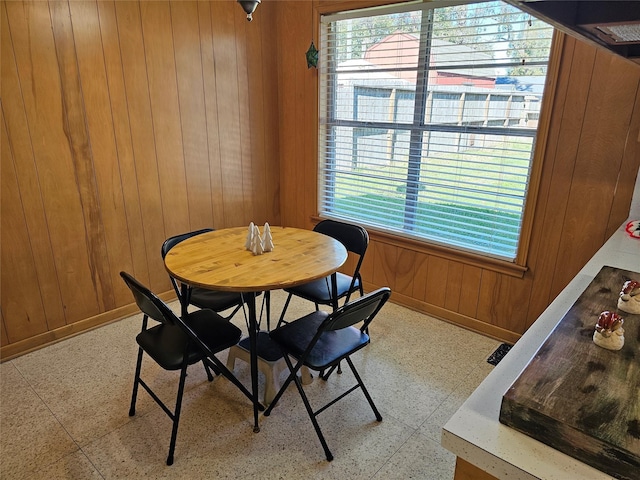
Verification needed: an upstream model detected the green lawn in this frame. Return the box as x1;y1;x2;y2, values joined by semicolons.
324;140;531;257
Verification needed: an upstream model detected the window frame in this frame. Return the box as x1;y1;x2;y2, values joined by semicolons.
314;0;564;278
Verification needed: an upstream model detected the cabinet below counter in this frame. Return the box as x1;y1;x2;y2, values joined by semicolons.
442;225;640;480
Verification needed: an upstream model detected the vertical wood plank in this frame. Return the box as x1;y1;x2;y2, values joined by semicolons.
1;111;49;341
70;0;134;306
0;311;8;348
115;1;167;292
476;269;500;324
395;248;416;297
211;0;245;226
50;0;114;313
197;1;225;229
425;256;448;307
234;8;255;226
1;2;66;327
458;264;482;318
606;83;640;237
97;0;151;287
411;252;429;302
445;261;463;312
372;242;397;287
244;4;268;224
359;240;376;285
260;2;281;224
527;39;596;323
140;1;189;238
303;1;318;229
170;0;214;230
8;0;99;323
551;49;640;296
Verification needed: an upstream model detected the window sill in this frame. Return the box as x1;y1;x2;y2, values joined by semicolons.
311;216;528;278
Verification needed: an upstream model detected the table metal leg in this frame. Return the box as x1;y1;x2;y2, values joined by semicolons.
245;291;260;433
180;283;190;318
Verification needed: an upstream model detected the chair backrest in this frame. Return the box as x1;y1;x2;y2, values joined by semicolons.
161;228;214;259
323;287;391;333
161;229;214;299
313;220;369;303
120;271;178;327
313;220;368;257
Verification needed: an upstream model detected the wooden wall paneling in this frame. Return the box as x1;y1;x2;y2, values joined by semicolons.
523;37;575;326
371;241;397;288
1;111;49;342
444;261;463;312
97;1;150;287
70;0;134;307
294;2;310;228
243;5;268;225
359;240;376;286
234;9;255;226
276;2;299;227
411;251;429;302
425;256;448;307
492;274;531;334
1;311;8;348
526;39;596;324
551;49;640;297
606;71;640;237
304;2;319;230
197;1;225;229
211;1;245;226
457;264;482;319
395;248;416;297
8;0;100;324
476;269;500;324
1;3;66;328
52;1;112;312
140;1;190;238
260;3;281;224
50;0;115;313
170;1;214;231
115;1;167;292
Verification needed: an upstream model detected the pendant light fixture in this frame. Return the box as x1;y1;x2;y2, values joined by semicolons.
237;0;260;22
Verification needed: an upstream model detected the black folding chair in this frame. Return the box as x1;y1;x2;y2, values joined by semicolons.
120;272;257;466
162;229;261;320
277;219;369;326
264;287;391;461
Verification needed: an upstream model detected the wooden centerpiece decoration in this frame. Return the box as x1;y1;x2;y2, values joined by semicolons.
499;266;640;480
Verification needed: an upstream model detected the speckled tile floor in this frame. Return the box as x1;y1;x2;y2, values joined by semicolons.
0;290;499;480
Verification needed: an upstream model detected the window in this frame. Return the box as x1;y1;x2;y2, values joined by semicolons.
318;1;554;261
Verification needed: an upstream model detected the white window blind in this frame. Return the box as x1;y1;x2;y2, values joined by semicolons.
318;0;553;261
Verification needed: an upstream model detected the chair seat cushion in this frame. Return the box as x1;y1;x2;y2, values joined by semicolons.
136;309;241;371
284;272;359;304
269;311;370;370
238;331;284;362
186;309;242;352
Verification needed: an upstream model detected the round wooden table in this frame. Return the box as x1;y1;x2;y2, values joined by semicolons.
164;226;348;432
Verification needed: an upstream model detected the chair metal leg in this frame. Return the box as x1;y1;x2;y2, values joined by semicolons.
167;363;189;466
202;360;214;381
129;346;144;416
288;360;334;461
276;292;294;328
266;355;334;461
346;356;382;421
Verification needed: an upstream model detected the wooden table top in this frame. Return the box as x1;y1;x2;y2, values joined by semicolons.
164;226;348;292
